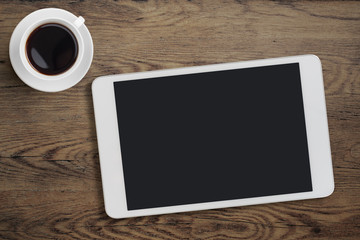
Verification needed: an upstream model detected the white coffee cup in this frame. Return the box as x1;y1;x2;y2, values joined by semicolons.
9;8;93;92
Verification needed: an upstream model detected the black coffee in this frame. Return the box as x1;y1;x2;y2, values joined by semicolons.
26;23;78;75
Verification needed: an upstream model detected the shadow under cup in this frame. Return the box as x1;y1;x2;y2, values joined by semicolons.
26;23;79;76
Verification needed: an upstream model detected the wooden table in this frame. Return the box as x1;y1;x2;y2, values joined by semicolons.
1;0;359;239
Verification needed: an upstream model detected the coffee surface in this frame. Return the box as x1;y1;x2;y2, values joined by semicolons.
26;23;78;75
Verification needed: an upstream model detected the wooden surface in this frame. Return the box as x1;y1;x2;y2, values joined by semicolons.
0;0;359;239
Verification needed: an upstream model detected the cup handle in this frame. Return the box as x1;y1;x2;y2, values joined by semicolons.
74;16;85;28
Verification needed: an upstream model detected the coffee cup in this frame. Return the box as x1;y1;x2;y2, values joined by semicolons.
9;8;93;92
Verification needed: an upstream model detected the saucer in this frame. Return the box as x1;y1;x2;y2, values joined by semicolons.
9;8;93;92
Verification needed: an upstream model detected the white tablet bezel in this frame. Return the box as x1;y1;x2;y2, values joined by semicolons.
92;54;334;219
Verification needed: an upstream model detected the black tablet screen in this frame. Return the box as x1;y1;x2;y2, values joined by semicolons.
114;63;312;210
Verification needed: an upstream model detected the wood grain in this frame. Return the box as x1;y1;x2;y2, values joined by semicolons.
0;0;359;239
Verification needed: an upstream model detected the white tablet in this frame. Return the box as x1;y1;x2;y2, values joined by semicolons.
92;55;334;219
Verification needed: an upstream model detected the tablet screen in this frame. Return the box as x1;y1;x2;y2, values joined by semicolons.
114;63;312;210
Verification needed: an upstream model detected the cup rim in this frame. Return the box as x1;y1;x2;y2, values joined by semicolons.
19;17;85;81
9;8;93;92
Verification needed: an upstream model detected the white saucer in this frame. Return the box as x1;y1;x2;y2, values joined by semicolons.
9;8;93;92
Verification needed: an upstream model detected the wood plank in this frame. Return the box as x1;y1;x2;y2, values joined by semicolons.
0;190;359;239
0;0;359;239
1;1;359;87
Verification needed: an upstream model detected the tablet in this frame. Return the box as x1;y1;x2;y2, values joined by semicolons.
92;55;334;219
